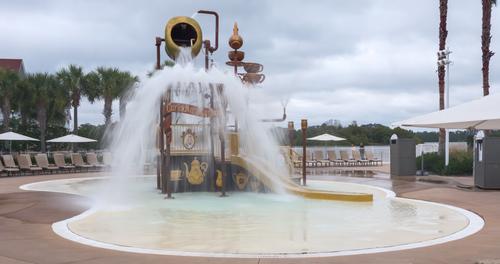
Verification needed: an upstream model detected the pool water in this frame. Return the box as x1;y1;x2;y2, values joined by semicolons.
22;176;482;257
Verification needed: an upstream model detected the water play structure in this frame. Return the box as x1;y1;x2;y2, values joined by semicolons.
153;11;372;201
20;11;484;257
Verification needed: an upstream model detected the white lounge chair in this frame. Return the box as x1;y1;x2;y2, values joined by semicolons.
53;153;76;171
17;154;42;174
71;153;93;170
35;153;59;173
86;152;106;169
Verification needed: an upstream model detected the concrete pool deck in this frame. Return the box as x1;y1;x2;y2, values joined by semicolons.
0;171;499;263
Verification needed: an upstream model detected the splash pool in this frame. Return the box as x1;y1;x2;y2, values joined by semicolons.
21;176;483;258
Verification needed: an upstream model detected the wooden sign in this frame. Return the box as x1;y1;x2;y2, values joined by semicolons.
165;103;216;117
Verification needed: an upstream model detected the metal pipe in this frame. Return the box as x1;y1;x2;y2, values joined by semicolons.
165;89;173;199
301;119;307;186
155;37;164;70
288;121;295;175
204;42;210;71
218;85;228;197
260;107;286;122
288;121;294;156
220;133;227;197
209;84;216;193
158;98;164;190
445;55;451;166
197;10;219;53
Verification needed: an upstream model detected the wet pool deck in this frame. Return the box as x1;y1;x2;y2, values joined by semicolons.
0;169;499;264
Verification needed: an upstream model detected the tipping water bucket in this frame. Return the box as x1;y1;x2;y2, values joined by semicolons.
164;16;203;60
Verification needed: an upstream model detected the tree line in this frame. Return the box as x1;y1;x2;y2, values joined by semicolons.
286;122;475;147
0;65;137;151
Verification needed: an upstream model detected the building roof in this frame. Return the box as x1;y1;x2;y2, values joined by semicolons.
0;59;25;73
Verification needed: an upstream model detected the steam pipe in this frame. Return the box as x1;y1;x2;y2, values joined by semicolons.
260;107;287;122
197;10;219;53
155;37;164;70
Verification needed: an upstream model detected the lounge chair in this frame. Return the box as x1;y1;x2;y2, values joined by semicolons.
71;153;93;170
102;152;112;168
365;150;382;166
2;155;20;170
352;150;368;166
53;153;76;171
17;154;43;174
35;154;59;173
306;151;320;167
339;150;356;166
313;150;330;167
0;158;19;176
327;150;344;166
86;152;105;170
279;148;295;170
289;150;303;168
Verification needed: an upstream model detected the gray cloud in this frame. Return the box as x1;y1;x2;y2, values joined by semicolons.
0;0;498;128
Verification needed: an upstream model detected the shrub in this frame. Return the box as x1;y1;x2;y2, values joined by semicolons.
416;150;473;176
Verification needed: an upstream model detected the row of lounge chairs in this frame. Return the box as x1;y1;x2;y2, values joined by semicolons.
0;152;111;176
291;149;383;168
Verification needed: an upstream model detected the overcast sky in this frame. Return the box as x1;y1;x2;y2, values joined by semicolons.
1;0;498;128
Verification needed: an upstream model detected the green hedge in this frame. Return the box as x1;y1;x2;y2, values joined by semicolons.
416;151;473;176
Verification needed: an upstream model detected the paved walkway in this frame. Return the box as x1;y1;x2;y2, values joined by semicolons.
0;171;499;263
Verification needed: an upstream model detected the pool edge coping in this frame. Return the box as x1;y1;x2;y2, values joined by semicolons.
20;177;484;259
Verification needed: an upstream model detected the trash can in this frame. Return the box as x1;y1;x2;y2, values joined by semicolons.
390;134;416;177
474;132;500;189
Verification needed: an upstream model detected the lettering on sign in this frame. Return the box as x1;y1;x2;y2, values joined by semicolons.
165;103;216;117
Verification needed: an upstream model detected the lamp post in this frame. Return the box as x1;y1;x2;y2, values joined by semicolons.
288;121;294;152
437;48;452;166
301;119;307;186
288;121;295;175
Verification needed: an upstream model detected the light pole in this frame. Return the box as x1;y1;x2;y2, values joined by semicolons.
288;121;294;152
437;48;452;166
301;119;307;186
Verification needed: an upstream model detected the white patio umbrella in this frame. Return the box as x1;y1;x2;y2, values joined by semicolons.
0;131;39;153
307;133;346;141
0;132;39;141
307;133;346;155
392;93;500;167
392;93;500;129
47;134;97;152
47;134;97;143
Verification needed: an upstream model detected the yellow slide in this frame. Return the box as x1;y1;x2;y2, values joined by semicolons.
231;155;373;202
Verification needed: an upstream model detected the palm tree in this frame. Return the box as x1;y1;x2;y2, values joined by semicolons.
146;60;175;77
56;65;86;133
86;67;137;126
0;69;20;131
27;73;68;152
482;0;497;96
117;71;138;120
14;78;35;127
437;0;448;155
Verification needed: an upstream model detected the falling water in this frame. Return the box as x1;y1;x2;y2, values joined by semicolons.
94;47;288;206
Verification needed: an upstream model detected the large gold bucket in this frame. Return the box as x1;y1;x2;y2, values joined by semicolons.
164;16;203;60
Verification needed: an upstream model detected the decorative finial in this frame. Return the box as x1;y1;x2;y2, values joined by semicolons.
233;22;239;35
229;22;243;50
